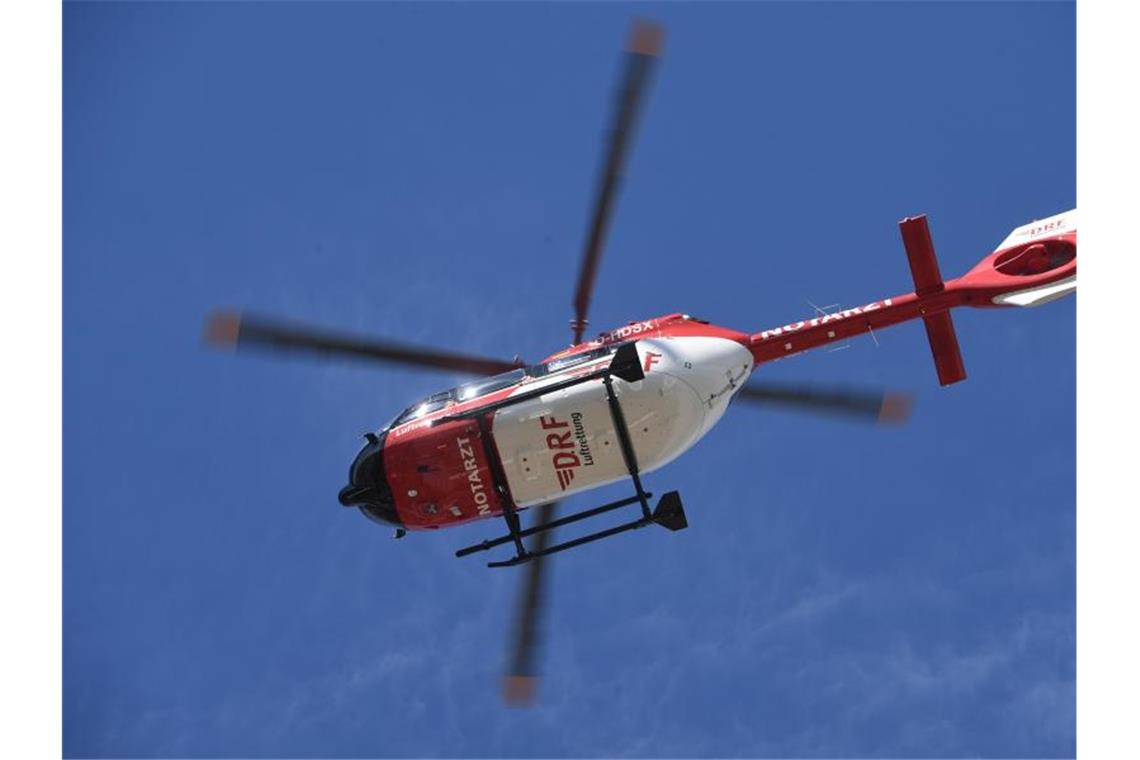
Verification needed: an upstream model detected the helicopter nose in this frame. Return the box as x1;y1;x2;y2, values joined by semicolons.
339;431;403;528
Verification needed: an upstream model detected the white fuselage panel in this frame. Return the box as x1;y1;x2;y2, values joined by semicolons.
492;337;753;507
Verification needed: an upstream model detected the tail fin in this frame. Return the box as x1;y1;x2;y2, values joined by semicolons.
899;215;967;386
982;210;1077;307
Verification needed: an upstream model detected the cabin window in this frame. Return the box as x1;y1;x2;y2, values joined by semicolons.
391;390;452;427
388;344;622;430
391;368;527;427
454;368;526;402
530;345;616;377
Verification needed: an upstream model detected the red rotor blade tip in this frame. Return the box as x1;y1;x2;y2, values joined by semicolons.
878;393;914;425
502;675;537;706
204;311;242;348
629;20;664;57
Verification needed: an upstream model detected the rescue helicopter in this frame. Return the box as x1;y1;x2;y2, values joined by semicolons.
204;20;1076;704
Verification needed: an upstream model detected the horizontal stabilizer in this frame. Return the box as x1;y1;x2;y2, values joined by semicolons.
922;312;966;386
899;215;966;386
900;215;945;296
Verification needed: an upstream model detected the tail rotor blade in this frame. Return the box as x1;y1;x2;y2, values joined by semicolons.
204;310;523;376
502;500;558;705
735;382;913;425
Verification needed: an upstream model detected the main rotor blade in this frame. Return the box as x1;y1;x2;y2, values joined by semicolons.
570;20;663;345
204;310;523;376
735;382;914;425
502;500;558;706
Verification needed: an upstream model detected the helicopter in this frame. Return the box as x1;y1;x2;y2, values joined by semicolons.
204;20;1076;704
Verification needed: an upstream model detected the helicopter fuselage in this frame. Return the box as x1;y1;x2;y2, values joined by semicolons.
351;318;753;530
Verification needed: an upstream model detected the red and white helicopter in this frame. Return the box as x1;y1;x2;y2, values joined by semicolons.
205;21;1075;703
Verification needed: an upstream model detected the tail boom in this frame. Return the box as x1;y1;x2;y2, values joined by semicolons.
748;210;1076;386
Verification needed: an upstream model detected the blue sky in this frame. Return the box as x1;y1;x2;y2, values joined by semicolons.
63;2;1074;757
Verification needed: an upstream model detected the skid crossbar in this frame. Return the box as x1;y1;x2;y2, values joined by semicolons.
455;494;646;558
462;490;686;568
488;514;654;568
